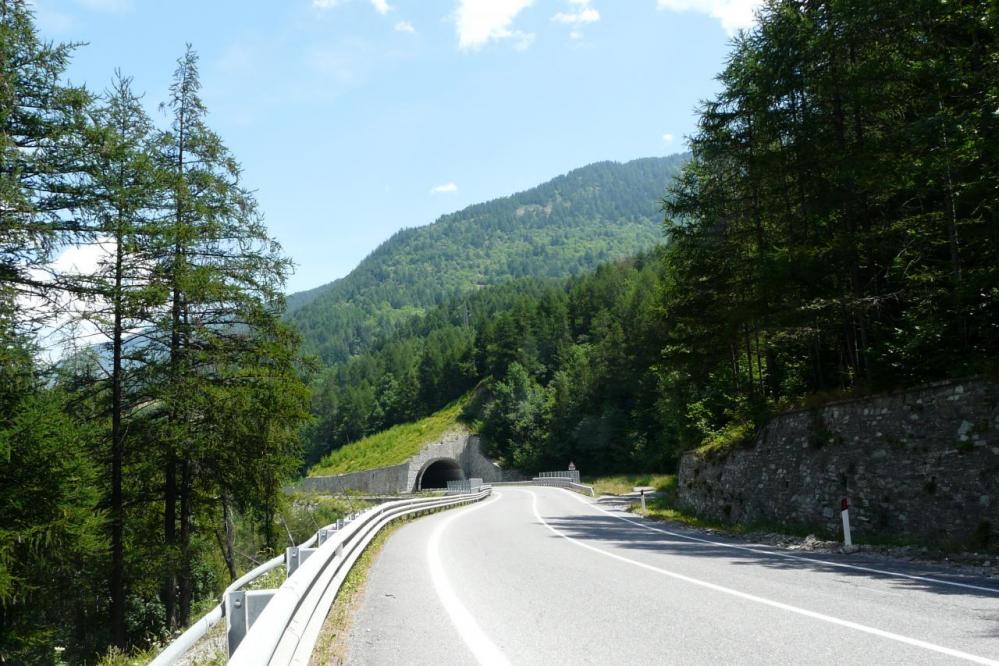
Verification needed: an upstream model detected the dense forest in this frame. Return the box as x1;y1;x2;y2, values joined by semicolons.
4;0;999;661
305;0;998;479
1;3;309;661
287;155;687;365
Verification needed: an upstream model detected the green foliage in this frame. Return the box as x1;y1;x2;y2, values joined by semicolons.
661;0;999;446
310;396;468;476
586;474;676;497
480;363;552;470
0;380;104;663
1;7;309;659
306;254;677;475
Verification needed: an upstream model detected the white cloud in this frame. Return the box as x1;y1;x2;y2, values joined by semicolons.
662;132;674;143
552;6;599;25
394;20;416;33
455;0;535;51
430;182;458;194
552;0;598;41
656;0;761;35
370;0;391;14
51;240;113;276
312;0;341;9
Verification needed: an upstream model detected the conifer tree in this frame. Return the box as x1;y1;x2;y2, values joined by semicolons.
153;45;304;627
69;72;166;647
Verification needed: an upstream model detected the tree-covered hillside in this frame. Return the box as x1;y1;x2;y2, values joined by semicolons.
288;155;687;364
304;0;999;481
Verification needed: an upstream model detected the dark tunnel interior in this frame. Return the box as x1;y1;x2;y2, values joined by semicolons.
419;459;464;489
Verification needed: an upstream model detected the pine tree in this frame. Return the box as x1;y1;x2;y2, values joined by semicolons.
153;45;303;626
66;72;167;648
0;0;89;327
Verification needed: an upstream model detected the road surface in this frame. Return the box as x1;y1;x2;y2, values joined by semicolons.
342;487;999;665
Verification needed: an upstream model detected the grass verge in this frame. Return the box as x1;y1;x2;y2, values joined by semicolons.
585;474;676;497
308;519;408;666
310;397;469;476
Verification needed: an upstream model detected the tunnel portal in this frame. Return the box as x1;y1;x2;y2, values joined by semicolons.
418;458;464;490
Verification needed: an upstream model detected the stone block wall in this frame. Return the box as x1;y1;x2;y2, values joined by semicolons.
677;378;999;547
405;431;504;491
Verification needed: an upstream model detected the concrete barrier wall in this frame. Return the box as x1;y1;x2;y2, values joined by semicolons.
677;378;999;547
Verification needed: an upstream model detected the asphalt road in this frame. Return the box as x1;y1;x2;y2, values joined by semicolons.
343;487;999;665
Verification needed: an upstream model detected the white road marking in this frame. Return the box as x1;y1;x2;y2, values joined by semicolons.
559;488;999;595
427;492;511;666
522;488;999;665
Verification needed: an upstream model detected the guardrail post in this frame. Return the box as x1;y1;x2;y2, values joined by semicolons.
226;590;247;657
286;546;300;575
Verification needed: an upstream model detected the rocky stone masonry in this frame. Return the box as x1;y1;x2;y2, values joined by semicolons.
297;429;511;495
677;378;999;547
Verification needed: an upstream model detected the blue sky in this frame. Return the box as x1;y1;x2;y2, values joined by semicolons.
33;0;761;293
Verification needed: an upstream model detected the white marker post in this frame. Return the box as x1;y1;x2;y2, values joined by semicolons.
840;498;853;549
640;489;647;512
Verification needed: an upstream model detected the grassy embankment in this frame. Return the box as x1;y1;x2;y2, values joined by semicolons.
309;397;467;476
585;474;677;497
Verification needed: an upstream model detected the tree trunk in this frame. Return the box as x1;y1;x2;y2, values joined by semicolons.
178;456;194;626
110;223;127;648
162;458;177;629
216;497;237;581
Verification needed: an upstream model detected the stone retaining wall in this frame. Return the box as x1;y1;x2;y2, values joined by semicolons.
296;462;410;495
677;378;999;547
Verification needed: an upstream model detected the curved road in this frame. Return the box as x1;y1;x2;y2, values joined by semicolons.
343;488;999;665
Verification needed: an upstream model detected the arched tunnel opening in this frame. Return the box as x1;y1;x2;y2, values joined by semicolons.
418;459;464;490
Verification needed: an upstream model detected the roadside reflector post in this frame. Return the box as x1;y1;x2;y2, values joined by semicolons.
640;489;647;512
840;498;853;550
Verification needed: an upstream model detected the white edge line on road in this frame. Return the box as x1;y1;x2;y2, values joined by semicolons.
558;488;999;595
427;491;511;666
520;489;999;665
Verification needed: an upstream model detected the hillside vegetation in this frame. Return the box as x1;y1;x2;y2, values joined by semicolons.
309;397;467;476
288;155;686;364
305;0;999;480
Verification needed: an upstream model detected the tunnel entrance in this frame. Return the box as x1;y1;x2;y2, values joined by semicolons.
418;458;464;490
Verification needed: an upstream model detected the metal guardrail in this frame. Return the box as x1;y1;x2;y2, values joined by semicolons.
229;487;491;665
150;486;490;665
532;475;595;496
536;470;581;483
148;520;329;666
446;477;484;494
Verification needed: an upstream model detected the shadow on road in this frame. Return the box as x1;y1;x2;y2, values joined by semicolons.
538;509;999;601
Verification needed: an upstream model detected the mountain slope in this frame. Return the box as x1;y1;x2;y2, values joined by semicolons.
288;154;687;364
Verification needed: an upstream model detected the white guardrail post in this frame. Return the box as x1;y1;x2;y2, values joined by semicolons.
149;487;491;665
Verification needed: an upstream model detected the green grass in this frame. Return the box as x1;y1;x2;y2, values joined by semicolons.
309;397;468;476
585;474;676;496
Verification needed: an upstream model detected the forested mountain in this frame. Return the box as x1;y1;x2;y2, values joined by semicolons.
288;155;687;364
305;0;999;481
